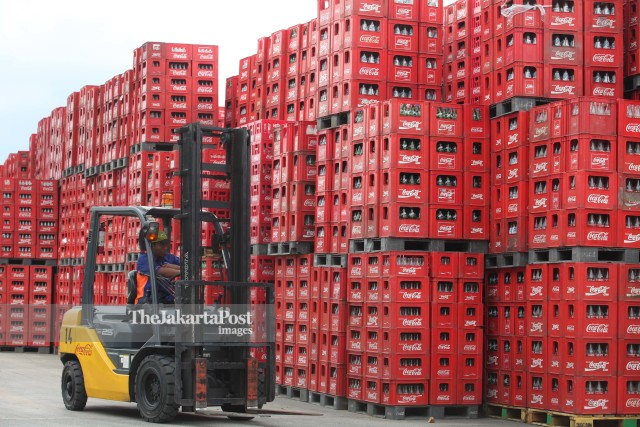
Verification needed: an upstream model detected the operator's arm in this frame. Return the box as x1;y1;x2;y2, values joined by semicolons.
157;253;181;278
158;263;180;279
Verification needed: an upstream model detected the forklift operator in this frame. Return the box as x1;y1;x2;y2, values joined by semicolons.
135;230;180;304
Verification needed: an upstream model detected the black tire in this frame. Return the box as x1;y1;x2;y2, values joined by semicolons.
61;360;87;411
135;355;180;423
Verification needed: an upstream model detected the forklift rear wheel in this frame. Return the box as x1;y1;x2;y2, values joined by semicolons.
222;404;255;421
62;360;87;411
135;355;180;423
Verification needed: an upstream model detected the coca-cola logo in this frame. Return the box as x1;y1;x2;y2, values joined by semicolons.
438;156;454;166
627;124;640;134
395;38;410;48
400;120;422;130
585;361;609;372
593;87;615;96
403;343;422;351
439;225;454;233
585;399;608;410
439;188;455;199
628;163;640;172
530;322;543;332
399;155;421;165
508;204;518;213
586;286;610;296
593;53;615;63
395;70;410;80
595;17;615;28
587;232;609;241
531;358;543;368
438;344;451;351
509;133;519;143
551;16;576;26
304;199;315;207
438;122;455;133
592;157;608;166
551;50;576;60
587;194;609;204
534;127;549;137
399;189;421;199
360;3;381;12
401;291;422;300
534;198;547;208
508;169;519;179
359;67;380;76
399;224;420;233
626;234;640;243
351;267;362;276
586;324;609;333
532;235;546;244
534;162;548;173
551;85;575;95
360;35;381;44
531;394;543;404
400;368;422;376
471;227;483;234
627;398;640;408
400;267;417;275
627;325;640;334
402;318;422;326
626;361;640;371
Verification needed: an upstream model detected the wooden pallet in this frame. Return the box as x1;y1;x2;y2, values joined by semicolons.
527;408;640;427
485;404;527;422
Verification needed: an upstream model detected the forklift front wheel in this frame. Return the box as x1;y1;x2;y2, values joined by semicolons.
135;355;180;423
61;360;87;411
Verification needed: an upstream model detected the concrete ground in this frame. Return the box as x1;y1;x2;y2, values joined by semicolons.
0;352;514;426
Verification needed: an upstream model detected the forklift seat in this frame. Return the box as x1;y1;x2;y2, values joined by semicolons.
126;270;138;305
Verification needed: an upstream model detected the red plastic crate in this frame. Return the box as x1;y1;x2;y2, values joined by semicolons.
544;65;584;98
381;100;428;135
584;0;623;32
463;138;490;172
381;134;428;170
618;137;640;175
543;31;583;65
379;276;428;303
563;172;617;210
584;66;623;99
563;375;617;415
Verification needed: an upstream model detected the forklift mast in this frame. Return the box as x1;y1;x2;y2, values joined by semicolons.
174;124;269;410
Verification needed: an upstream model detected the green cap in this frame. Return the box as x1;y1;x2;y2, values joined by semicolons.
155;230;170;243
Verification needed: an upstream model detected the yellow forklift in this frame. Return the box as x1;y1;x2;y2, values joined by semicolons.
58;124;275;422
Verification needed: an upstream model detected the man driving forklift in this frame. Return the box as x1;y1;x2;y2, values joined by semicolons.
135;230;180;304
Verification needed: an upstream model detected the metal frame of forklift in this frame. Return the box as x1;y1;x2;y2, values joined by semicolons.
78;124;275;412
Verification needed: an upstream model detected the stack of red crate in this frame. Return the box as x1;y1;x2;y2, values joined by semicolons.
131;42;219;146
431;252;484;406
472;0;624;105
6;265;29;346
273;255;313;390
529;98;619;248
618;99;640;247
35;180;58;260
246;120;290;246
2;152;31;180
490;110;530;253
444;0;481;103
48;107;66;180
315;124;348;254
224;76;239;127
272;122;317;244
28;265;54;347
484;267;528;407
58;173;85;260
